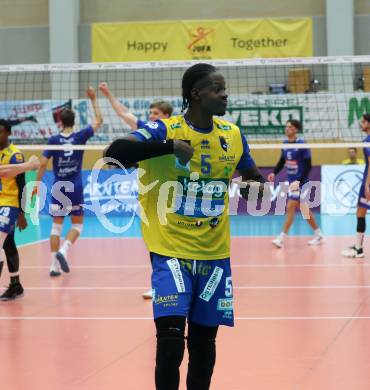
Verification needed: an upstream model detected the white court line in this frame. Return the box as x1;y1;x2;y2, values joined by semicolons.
17;238;49;248
19;263;370;269
19;285;370;290
0;316;370;321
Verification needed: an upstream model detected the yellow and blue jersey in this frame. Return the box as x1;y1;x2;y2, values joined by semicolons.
133;115;255;260
0;143;24;208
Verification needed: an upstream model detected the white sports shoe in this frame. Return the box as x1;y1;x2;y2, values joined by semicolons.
142;289;153;299
49;261;61;277
272;237;284;248
308;235;324;246
341;246;365;258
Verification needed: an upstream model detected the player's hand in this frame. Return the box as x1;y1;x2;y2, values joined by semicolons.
16;212;28;231
267;173;275;182
173;140;194;165
365;182;370;201
86;86;96;100
28;155;40;171
98;82;110;97
289;180;300;192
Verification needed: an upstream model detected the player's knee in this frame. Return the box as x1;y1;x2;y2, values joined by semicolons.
71;223;83;235
187;322;218;376
3;234;18;258
50;223;63;237
0;248;5;263
155;316;185;368
357;217;366;233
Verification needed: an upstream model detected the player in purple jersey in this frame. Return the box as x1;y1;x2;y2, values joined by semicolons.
99;82;173;130
342;114;370;258
99;82;172;299
268;120;323;248
32;87;103;276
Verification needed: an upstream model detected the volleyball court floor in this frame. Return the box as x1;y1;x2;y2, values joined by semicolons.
2;214;370;390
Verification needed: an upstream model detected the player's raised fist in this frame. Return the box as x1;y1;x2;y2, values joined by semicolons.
267;173;275;182
98;82;110;97
173;140;194;165
86;86;96;100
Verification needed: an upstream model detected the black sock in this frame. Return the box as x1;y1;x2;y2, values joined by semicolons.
10;275;20;285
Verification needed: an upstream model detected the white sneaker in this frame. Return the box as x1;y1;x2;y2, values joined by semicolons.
308;235;324;246
341;246;365;258
142;289;153;299
49;261;61;277
272;237;284;248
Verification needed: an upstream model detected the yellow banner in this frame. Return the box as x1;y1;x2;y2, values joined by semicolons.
92;18;312;62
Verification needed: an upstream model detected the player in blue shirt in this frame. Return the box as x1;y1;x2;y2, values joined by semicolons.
342;114;370;258
99;82;173;132
268;119;323;248
99;81;173;299
33;87;103;276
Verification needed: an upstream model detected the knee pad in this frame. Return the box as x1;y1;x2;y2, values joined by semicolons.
3;233;18;259
50;223;63;237
71;224;83;235
155;316;185;368
357;217;366;233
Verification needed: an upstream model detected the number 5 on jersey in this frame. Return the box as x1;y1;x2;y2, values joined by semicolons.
201;154;211;175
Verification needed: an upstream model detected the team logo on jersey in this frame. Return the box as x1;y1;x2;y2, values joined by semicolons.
147;121;159;129
219;136;230;152
216;124;232;131
170;123;182;129
223;166;233;176
201;139;210;150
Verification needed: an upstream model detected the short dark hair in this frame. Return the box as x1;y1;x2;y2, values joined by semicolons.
0;119;11;133
348;147;357;152
287;119;301;131
60;109;75;128
363;113;370;122
150;101;173;116
181;63;216;112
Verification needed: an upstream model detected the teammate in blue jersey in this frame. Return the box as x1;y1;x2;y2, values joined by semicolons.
268;119;323;248
99;81;173;299
342;114;370;258
32;87;103;276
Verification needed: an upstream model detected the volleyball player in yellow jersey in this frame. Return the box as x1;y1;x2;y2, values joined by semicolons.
0;119;40;300
105;64;266;390
99;81;173;299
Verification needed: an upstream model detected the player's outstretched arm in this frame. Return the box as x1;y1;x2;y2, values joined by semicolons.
87;86;103;132
104;135;194;167
99;82;138;130
31;156;49;197
0;155;40;178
